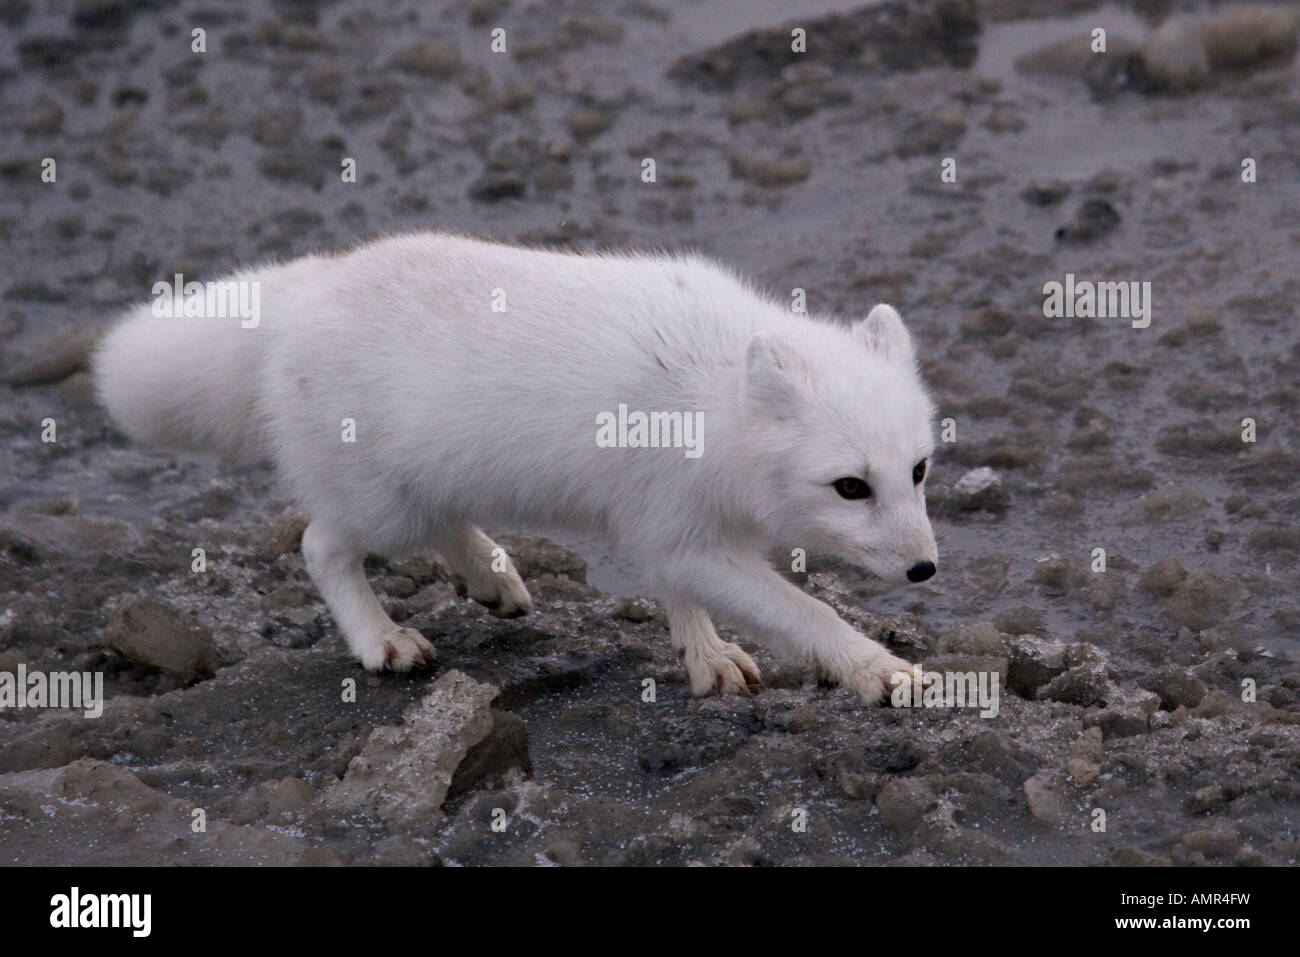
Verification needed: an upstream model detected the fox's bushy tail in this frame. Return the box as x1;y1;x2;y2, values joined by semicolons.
94;303;267;462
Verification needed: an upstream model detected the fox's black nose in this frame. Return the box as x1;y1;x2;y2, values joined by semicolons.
907;561;936;583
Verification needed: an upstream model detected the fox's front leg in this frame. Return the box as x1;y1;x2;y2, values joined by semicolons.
664;600;763;696
654;550;913;703
302;520;436;671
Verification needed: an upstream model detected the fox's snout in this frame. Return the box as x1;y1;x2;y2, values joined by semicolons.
906;560;936;582
884;509;938;584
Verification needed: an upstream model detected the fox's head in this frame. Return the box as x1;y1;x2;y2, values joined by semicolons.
740;304;938;584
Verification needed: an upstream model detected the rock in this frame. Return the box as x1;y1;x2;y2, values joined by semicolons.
1160;571;1241;631
4;327;99;386
896;106;966;156
252;107;301;147
267;776;316;815
104;596;217;680
780;61;835;87
964;730;1037;786
823;751;884;800
961;306;1014;339
949;467;1008;512
1140;665;1208;710
1199;5;1299;73
1031;555;1076;596
469;170;525;201
391;41;461;77
1128;485;1209;523
888;847;940;866
56;370;96;409
983;107;1024;134
1114;685;1162;715
724;836;769;866
306;63;345;102
668;0;979;90
371;833;432;865
498;534;587;582
921;654;1008;689
264;584;313;609
323;670;503;832
1055;198;1120;244
1181;823;1239;858
263;508;307;555
447;708;531;800
1138;6;1300;91
564;107;613;139
380;575;418;598
934;621;1009;656
71;0;132;30
1088;169;1124;194
19;95;64;135
994;606;1046;636
1040;659;1114;708
1021;179;1070;206
638;742;685;775
1014;33;1119;76
1110;847;1173;866
1007;635;1069;698
874;777;936;835
727;98;767;124
1066;727;1103;783
1185;784;1230;814
3;513;144;560
1191;690;1250;721
612;597;653;622
1085;686;1159;740
876;739;925;774
728;151;810;187
1023;770;1072;826
924;816;1007;863
1139;556;1187;597
0;759;338;865
492;84;536;112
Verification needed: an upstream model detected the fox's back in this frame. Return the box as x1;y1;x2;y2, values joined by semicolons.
257;233;765;536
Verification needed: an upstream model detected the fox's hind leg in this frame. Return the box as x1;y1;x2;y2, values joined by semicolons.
301;520;435;671
431;520;532;618
666;600;763;696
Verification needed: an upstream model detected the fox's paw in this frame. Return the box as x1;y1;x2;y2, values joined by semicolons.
839;650;914;705
358;626;437;672
457;565;533;619
680;638;764;697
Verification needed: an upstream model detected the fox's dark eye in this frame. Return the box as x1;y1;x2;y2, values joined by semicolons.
913;459;927;485
833;477;872;500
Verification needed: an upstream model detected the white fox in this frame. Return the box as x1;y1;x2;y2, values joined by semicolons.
95;233;939;702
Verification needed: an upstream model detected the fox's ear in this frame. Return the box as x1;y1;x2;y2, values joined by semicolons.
854;304;915;366
743;333;804;418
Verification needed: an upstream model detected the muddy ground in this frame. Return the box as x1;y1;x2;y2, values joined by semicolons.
0;0;1298;865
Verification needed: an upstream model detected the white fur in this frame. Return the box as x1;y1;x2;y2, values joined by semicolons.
94;233;939;701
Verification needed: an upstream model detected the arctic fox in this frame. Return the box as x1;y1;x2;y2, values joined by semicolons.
95;233;938;702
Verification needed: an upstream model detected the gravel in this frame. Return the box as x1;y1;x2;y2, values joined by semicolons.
0;0;1297;866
